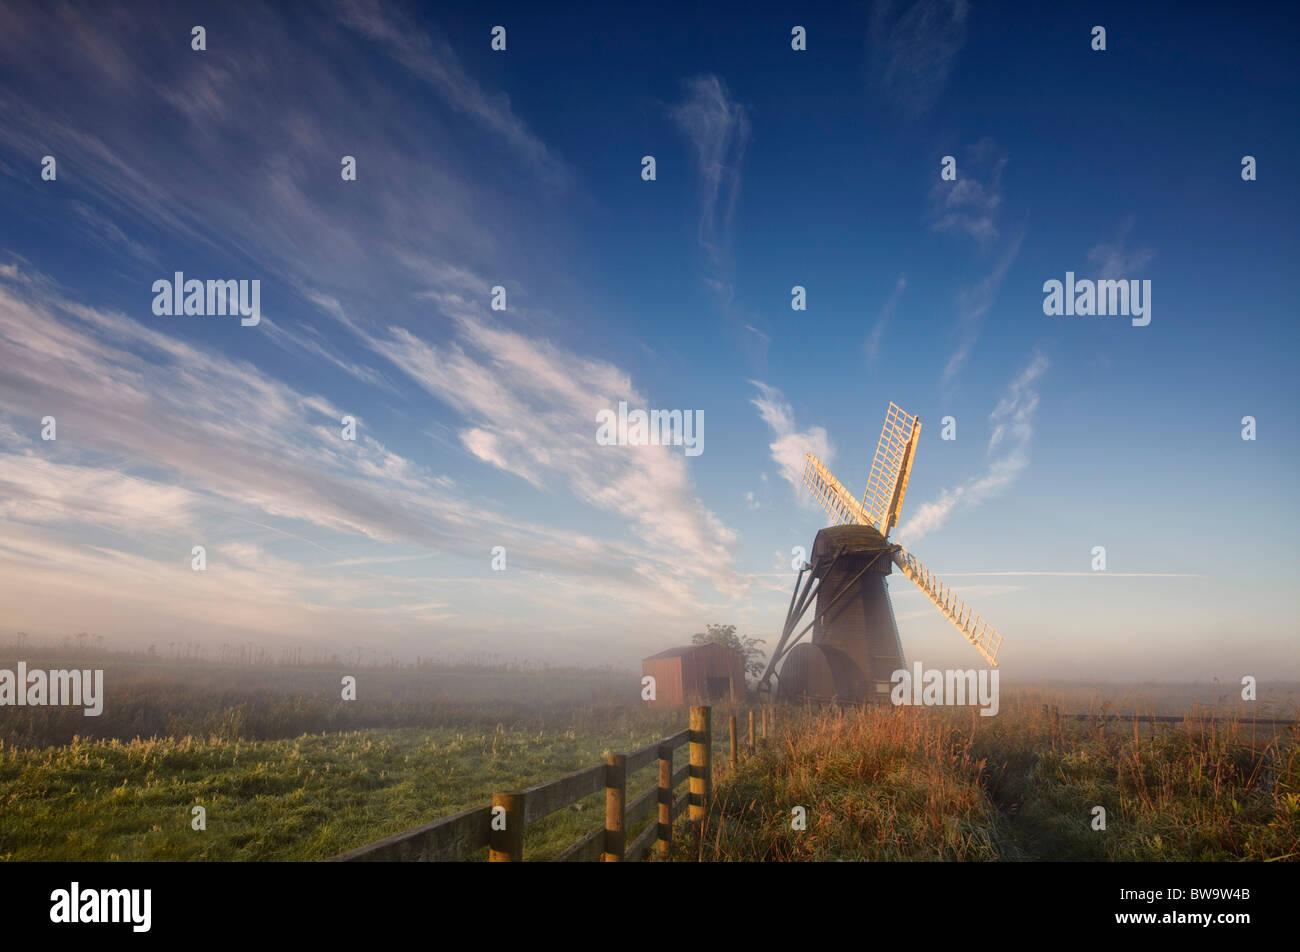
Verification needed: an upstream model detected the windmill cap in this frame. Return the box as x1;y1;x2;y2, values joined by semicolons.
810;525;896;574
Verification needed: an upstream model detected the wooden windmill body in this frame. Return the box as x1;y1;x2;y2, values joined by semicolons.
758;403;1004;704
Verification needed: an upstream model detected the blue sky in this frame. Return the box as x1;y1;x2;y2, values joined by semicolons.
0;0;1296;679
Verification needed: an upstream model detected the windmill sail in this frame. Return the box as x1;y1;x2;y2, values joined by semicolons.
891;547;1003;666
861;402;920;537
802;453;873;527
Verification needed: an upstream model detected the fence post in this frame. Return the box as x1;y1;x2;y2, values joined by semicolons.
689;705;712;823
488;790;525;862
748;710;756;752
657;743;673;861
603;751;626;862
729;714;738;769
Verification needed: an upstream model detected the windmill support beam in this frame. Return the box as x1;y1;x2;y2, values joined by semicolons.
781;551;893;661
758;565;820;692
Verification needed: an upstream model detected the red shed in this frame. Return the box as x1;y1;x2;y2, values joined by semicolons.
641;643;745;709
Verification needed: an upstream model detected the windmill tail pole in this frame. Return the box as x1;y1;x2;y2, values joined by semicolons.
782;563;807;632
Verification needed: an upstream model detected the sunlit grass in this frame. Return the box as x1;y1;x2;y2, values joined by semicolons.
687;697;1299;862
2;682;1296;862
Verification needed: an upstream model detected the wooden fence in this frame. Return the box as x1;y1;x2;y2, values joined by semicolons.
1043;705;1298;728
326;704;774;863
325;700;1291;863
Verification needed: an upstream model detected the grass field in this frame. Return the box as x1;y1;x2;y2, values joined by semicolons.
1;653;1297;862
0;709;688;861
690;694;1300;862
0;651;682;861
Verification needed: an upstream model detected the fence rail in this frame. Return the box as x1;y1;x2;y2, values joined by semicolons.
1052;709;1298;727
327;702;1290;862
326;705;758;863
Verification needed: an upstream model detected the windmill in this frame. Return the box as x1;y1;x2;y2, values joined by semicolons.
757;403;1003;704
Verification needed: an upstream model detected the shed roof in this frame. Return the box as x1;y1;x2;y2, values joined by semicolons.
643;643;742;661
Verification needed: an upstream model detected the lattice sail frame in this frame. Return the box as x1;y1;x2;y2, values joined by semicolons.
800;403;1005;667
861;402;921;536
802;453;873;527
891;547;1003;666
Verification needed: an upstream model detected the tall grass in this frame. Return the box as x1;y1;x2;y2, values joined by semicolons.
686;700;1299;862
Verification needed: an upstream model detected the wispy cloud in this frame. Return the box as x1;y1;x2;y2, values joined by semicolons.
365;294;742;595
0;455;197;530
0;264;741;652
749;382;834;493
672;75;751;280
929;139;1007;245
870;0;970;115
928;140;1019;386
865;274;907;364
0;1;545;312
941;227;1025;385
261;316;397;392
69;202;159;268
1087;217;1156;279
900;350;1048;542
338;0;565;185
